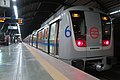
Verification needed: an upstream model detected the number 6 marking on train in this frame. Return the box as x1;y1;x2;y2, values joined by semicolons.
65;26;71;38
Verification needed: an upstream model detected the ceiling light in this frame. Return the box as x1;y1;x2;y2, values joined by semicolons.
12;0;16;2
110;9;120;15
13;5;18;19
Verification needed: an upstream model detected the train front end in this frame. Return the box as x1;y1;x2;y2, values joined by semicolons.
69;7;115;71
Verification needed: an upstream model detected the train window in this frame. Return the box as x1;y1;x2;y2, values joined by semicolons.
70;11;86;47
70;11;86;39
38;31;42;41
101;14;111;46
42;30;45;39
45;28;49;39
50;23;56;40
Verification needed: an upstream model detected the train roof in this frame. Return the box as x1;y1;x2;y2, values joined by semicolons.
38;6;105;30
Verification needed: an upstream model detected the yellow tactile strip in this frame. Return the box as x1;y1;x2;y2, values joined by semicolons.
24;43;69;80
24;43;99;80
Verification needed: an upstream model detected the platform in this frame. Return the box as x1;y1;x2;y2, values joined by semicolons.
0;43;99;80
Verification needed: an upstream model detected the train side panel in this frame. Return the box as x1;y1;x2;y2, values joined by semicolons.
59;11;86;59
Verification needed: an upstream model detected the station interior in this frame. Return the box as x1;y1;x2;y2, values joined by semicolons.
0;0;120;80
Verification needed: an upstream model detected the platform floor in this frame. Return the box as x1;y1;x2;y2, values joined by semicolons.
0;43;99;80
0;43;53;80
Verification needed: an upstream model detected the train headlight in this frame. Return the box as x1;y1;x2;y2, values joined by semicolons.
102;17;108;20
72;13;80;17
96;64;104;71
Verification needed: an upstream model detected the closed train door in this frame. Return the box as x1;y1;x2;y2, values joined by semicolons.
85;12;102;57
48;21;59;55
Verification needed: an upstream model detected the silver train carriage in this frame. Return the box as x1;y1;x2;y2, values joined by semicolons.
24;6;115;71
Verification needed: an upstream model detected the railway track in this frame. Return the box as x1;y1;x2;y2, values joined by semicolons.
85;65;120;80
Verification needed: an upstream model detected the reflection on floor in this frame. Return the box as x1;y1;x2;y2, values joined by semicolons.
0;43;53;80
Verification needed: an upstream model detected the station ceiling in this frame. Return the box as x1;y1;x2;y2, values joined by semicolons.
0;0;120;39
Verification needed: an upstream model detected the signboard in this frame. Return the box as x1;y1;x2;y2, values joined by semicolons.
0;0;10;8
8;26;17;30
0;18;5;22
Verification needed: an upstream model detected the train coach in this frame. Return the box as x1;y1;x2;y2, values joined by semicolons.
24;6;115;71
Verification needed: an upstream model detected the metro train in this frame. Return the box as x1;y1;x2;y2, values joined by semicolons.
24;6;115;71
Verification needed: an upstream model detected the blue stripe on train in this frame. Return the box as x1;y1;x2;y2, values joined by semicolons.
32;42;59;47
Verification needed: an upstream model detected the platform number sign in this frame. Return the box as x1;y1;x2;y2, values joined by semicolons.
65;26;71;38
3;0;6;5
0;0;10;7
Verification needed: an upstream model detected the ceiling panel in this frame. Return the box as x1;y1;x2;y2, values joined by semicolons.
11;0;119;38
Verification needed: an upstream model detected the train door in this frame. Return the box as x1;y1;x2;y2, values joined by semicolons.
44;27;49;53
38;30;43;50
84;12;102;57
48;21;59;55
31;34;33;46
29;35;32;45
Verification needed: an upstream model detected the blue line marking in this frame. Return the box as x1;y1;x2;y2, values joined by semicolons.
38;42;59;47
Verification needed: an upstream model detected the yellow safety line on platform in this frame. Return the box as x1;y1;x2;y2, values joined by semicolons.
24;43;69;80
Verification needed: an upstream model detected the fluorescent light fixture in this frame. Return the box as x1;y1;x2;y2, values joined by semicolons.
110;9;120;15
12;0;16;1
13;5;18;19
17;23;21;36
49;16;61;24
